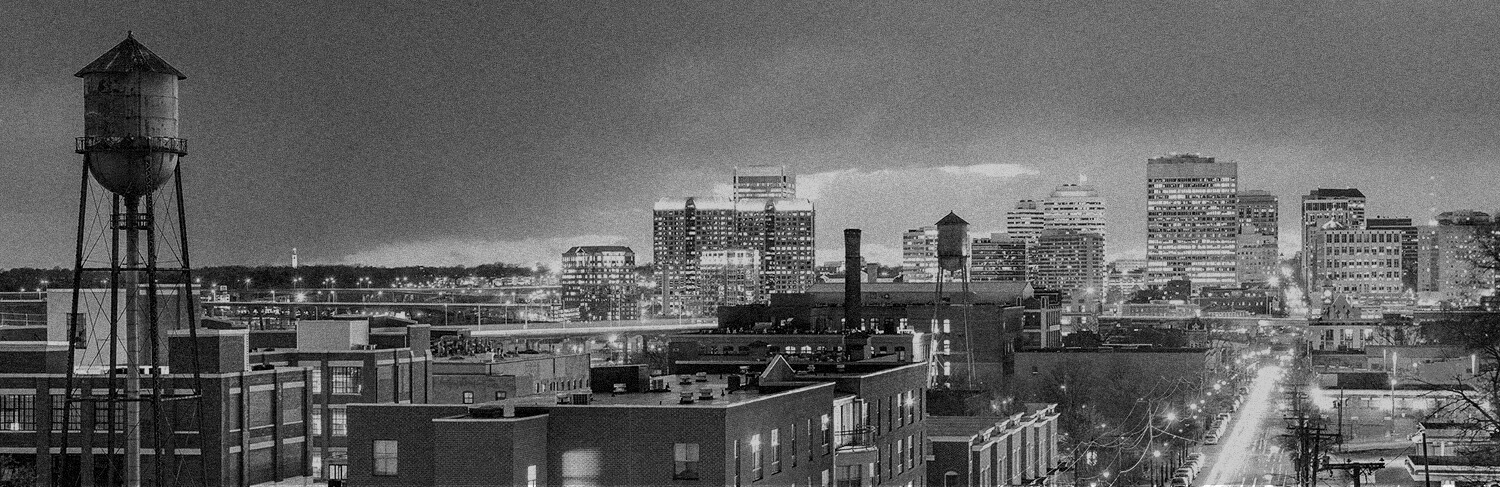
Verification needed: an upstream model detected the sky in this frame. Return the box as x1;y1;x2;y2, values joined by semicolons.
4;1;1500;270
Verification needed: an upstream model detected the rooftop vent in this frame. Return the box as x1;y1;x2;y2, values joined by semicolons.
679;391;696;404
571;392;592;405
556;393;572;404
695;372;708;382
698;387;714;400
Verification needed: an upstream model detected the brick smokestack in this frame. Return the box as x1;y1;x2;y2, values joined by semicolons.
844;229;862;331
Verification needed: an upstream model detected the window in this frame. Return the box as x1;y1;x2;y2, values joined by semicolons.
674;443;701;480
331;409;347;436
373;440;398;476
331;367;361;395
462;391;474;404
0;395;34;431
734;439;741;487
50;396;80;432
312;453;322;478
790;423;798;467
311;408;322;435
527;465;538;487
752;433;764;480
772;428;782;473
310;368;322;394
496;391;507;400
821;415;832;454
837;465;863;487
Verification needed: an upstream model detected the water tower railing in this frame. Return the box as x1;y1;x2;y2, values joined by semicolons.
75;136;188;155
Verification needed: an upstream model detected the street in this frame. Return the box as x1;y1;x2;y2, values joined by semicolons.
1197;365;1293;487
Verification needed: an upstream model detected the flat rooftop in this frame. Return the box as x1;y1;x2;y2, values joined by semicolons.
509;374;822;408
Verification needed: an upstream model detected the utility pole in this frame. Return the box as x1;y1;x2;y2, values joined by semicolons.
1322;461;1384;487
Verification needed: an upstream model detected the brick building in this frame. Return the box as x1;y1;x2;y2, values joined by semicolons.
0;328;311;486
248;318;433;483
927;404;1062;487
346;359;929;487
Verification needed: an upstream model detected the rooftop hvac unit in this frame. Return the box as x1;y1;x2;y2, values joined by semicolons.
698;388;714;400
649;378;669;392
571;392;592;405
556;393;572;404
694;372;708;382
836;364;846;372
678;375;694;385
679;391;696;404
612;383;627;394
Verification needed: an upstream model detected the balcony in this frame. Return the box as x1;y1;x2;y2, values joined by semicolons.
834;424;878;466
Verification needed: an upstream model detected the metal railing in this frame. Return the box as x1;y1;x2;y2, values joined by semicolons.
75;136;188;155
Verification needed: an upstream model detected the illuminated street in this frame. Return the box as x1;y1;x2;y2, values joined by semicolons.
1197;365;1293;487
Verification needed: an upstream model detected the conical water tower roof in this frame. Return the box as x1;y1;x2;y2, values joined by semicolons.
75;32;186;80
936;211;969;226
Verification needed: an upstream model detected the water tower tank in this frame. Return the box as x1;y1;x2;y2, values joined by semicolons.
935;212;969;272
75;33;187;197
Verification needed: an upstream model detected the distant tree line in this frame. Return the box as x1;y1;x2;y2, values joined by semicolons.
0;263;546;292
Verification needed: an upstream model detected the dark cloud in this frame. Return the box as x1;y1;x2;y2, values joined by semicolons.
3;1;1499;267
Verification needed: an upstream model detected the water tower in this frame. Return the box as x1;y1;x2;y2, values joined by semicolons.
932;212;974;387
61;33;206;487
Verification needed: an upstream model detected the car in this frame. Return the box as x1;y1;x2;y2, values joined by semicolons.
1170;476;1190;487
1187;452;1204;461
1175;467;1195;480
1204;434;1219;445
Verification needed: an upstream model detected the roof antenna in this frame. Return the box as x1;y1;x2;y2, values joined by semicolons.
127;30;134;39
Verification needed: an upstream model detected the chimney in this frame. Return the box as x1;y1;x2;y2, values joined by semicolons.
844;229;863;332
865;263;879;284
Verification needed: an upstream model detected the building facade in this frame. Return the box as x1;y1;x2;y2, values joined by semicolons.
560;246;639;321
346;360;930;487
1301;188;1368;288
1041;184;1106;238
1417;210;1497;306
0;329;311;486
971;233;1028;282
653;195;815;315
733;165;797;199
1235;190;1280;285
1031;229;1105;298
1367;217;1419;293
1146;154;1239;288
902;226;940;283
1306;224;1407;315
1005;200;1045;246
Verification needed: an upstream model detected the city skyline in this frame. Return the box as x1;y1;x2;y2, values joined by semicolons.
6;2;1500;270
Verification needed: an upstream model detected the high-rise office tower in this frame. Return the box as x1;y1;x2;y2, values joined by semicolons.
733;165;796;199
1305;223;1406;314
1237;190;1279;236
901;226;940;283
1236;224;1280;286
561;246;639;320
1032;229;1106;297
1235;190;1280;285
1368;217;1419;293
1417;210;1496;305
1301;188;1367;287
971;233;1028;282
653;186;814;315
1042;184;1107;237
1146;154;1239;288
1005;200;1045;245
